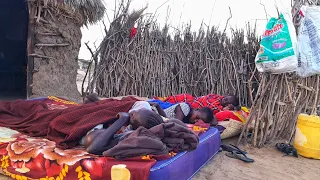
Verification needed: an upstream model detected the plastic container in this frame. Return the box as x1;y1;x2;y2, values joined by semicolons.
294;114;320;159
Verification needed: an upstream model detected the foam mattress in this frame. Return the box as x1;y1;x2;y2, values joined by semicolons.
149;127;221;180
0;97;221;180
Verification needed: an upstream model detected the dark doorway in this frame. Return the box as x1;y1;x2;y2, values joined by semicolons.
0;0;29;100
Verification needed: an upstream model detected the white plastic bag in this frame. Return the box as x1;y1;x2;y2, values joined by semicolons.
255;12;298;74
297;6;320;77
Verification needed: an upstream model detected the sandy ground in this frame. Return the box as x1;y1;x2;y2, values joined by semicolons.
193;145;320;180
1;70;319;179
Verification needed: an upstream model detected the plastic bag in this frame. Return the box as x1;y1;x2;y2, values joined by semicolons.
297;6;320;77
255;12;298;74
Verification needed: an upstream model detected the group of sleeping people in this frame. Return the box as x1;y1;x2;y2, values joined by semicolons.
81;94;239;155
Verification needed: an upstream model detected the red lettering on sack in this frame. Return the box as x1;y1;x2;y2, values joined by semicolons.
263;24;283;37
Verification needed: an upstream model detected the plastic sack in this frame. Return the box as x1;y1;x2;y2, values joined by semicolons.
297;6;320;77
255;12;298;74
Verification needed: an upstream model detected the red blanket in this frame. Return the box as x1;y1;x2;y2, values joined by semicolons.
158;94;249;123
0;96;138;149
160;93;224;114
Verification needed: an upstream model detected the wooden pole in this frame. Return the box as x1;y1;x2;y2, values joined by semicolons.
26;2;37;98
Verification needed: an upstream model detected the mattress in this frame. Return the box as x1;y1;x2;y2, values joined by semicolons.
0;97;221;180
149;127;221;180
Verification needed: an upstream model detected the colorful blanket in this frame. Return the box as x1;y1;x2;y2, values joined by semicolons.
158;94;224;114
0;126;157;180
156;94;249;123
0;97;208;180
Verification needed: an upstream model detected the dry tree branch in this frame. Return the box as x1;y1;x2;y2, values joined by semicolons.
260;0;269;20
82;42;99;96
223;7;232;34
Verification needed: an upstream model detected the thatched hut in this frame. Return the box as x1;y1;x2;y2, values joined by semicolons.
0;0;105;101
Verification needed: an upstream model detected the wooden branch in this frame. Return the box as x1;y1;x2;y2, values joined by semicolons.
34;17;49;24
37;32;61;36
259;0;269;20
311;75;320;114
29;53;55;59
27;4;37;98
223;7;232;34
35;43;70;47
82;42;98;96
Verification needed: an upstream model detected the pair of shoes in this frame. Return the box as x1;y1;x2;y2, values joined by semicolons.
221;144;254;163
275;143;298;158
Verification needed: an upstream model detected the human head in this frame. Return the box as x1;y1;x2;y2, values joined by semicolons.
190;107;214;124
129;109;164;130
83;93;100;104
221;95;240;110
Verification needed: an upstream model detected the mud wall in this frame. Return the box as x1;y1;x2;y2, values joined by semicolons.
31;10;82;102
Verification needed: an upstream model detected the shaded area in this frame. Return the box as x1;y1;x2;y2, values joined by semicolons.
0;0;28;100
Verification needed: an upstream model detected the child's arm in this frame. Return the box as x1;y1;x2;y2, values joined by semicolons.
174;104;185;121
85;112;130;154
149;102;167;117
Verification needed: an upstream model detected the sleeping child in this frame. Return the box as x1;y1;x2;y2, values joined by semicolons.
149;101;217;126
81;100;164;155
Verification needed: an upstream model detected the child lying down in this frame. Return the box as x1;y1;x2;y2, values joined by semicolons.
84;94;217;125
82;94;200;155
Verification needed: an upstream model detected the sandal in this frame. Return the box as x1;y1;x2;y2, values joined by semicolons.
275;143;298;158
226;151;254;163
221;144;247;154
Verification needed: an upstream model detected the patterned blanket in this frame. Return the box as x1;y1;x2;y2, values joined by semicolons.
156;94;249;123
0;96;208;180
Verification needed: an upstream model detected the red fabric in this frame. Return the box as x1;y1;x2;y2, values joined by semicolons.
194;120;210;129
215;111;242;122
164;93;224;114
162;94;249;122
186;120;210;136
0;97;138;149
130;27;137;38
0;128;156;180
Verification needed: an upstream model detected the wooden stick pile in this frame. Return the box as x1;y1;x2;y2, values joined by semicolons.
237;0;320;147
238;74;320;147
85;1;260;107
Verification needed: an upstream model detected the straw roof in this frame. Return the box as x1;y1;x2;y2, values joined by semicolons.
33;0;106;24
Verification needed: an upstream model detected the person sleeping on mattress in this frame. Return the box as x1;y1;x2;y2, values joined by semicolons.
159;94;248;123
158;102;217;126
80;102;164;155
84;93;215;126
216;95;249;123
220;95;241;111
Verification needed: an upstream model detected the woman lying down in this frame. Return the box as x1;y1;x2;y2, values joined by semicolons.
82;94;202;156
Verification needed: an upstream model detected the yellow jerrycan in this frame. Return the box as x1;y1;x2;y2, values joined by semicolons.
294;114;320;159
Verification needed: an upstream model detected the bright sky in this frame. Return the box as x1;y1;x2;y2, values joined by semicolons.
79;0;292;60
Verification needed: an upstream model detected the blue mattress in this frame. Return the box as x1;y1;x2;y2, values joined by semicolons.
149;127;221;180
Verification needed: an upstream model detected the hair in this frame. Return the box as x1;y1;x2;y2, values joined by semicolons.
228;95;239;106
226;95;241;111
198;107;214;123
139;111;164;129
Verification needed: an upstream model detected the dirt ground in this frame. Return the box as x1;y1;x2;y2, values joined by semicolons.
193;145;320;180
